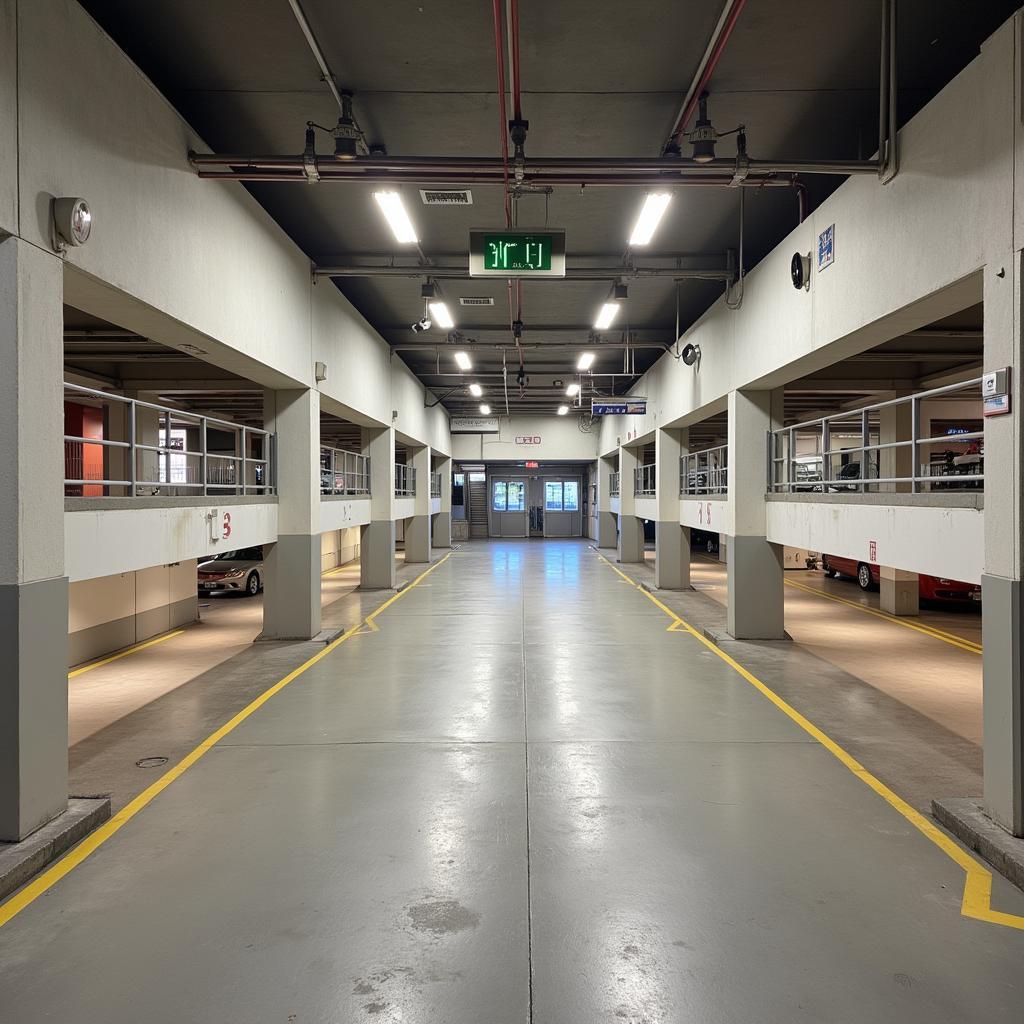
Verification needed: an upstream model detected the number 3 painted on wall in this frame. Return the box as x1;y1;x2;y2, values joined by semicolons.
222;512;232;539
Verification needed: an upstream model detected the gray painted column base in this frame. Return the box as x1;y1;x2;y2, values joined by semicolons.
880;577;919;616
261;534;321;640
0;577;70;841
655;521;691;590
981;573;1024;835
597;510;617;548
932;797;1024;893
726;534;786;640
0;797;110;901
406;514;431;563
361;520;397;590
618;515;643;563
432;511;452;549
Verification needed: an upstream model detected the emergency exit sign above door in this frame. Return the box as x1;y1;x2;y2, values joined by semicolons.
469;229;566;278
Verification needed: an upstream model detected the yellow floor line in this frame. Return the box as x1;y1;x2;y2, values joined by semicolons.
783;577;982;655
597;553;1024;931
1;552;452;930
67;629;186;679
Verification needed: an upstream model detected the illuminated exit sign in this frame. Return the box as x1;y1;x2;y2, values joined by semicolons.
469;229;566;278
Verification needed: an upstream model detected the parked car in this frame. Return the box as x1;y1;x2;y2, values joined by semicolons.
821;553;980;603
197;546;265;596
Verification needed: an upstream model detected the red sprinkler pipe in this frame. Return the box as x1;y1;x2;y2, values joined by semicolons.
491;0;512;227
510;0;522;121
670;0;747;145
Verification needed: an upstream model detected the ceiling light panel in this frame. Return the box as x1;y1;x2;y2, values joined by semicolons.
577;352;595;371
454;351;472;370
372;191;418;244
469;383;483;397
428;302;454;329
629;192;672;246
594;303;620;330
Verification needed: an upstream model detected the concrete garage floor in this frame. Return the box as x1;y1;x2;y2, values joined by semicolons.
68;560;366;746
67;555;413;811
3;539;1023;1022
689;555;983;745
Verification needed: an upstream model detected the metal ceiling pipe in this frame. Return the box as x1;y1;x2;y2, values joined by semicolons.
189;152;878;176
286;0;346;114
314;265;733;281
390;341;672;352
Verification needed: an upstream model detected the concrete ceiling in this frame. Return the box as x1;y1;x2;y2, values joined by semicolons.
79;0;1013;416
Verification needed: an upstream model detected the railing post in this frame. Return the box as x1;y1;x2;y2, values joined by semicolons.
200;417;208;497
787;427;794;492
127;399;137;497
861;408;869;493
821;418;831;488
911;394;920;493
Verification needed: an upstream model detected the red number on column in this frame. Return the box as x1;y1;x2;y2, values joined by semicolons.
222;511;232;539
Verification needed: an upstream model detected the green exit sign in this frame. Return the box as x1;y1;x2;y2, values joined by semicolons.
469;228;566;278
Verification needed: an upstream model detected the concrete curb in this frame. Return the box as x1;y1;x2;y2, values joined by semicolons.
0;797;111;902
932;797;1024;894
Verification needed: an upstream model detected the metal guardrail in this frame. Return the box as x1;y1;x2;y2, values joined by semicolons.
768;377;984;494
64;383;273;497
430;472;442;498
609;471;620;497
634;463;657;496
395;463;417;497
681;444;728;495
320;446;370;495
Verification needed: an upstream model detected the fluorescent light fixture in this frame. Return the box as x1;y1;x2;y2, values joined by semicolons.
566;382;580;397
557;405;569;416
577;351;595;371
454;351;472;370
594;302;620;331
479;403;491;415
469;382;483;397
629;192;672;246
372;191;418;244
428;302;454;329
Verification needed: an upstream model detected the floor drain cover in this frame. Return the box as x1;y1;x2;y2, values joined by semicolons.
135;756;169;769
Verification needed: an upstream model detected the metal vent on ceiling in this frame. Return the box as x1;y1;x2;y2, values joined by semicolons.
459;296;495;306
419;189;473;206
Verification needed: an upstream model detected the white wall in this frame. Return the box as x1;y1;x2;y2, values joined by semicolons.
766;500;983;584
10;0;449;450
451;414;600;462
65;501;279;582
597;18;1008;457
321;527;361;572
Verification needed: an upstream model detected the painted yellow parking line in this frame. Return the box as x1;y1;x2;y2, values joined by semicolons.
596;553;1024;931
1;552;452;930
784;577;982;655
67;629;187;679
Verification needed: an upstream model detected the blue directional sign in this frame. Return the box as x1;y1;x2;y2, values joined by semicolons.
591;400;647;416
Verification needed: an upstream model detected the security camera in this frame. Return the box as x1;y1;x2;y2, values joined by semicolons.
791;252;811;291
411;317;432;333
681;343;701;367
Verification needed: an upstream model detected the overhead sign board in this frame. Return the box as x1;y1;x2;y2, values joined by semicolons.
469;229;566;278
450;416;499;433
591;399;648;416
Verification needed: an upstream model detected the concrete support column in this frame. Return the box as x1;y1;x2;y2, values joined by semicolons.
361;425;396;589
654;427;690;589
406;445;432;563
726;389;785;640
879;566;919;616
981;250;1024;835
617;445;642;563
879;401;913;492
596;454;617;548
432;455;452;548
0;237;68;841
261;388;321;640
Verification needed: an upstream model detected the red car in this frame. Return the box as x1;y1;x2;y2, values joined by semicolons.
821;554;981;603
